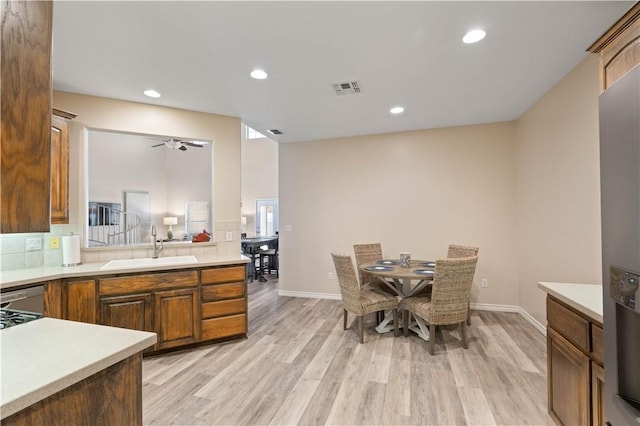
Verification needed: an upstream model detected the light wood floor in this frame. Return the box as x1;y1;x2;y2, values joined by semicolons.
142;278;554;425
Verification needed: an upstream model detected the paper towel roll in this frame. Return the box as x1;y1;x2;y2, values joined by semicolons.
62;235;82;266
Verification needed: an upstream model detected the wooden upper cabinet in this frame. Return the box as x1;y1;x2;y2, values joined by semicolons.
0;1;54;233
51;109;76;224
588;2;640;92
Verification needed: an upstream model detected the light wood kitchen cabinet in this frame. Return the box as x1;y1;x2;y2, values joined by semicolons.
0;0;53;233
50;109;76;225
545;296;604;426
153;287;200;349
588;2;640;92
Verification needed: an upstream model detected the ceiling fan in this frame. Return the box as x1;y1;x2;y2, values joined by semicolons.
148;138;208;151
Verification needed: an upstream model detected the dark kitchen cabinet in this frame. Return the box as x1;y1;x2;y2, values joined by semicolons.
44;279;96;324
100;293;153;333
0;0;54;233
51;109;76;225
44;264;247;354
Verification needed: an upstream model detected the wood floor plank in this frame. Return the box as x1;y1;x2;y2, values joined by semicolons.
142;279;554;425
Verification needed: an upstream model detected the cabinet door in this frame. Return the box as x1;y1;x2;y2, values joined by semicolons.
547;327;591;426
0;1;53;233
154;288;200;350
50;114;69;224
66;280;97;323
100;293;152;333
591;362;605;426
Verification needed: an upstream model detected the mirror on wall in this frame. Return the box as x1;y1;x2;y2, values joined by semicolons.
87;130;212;247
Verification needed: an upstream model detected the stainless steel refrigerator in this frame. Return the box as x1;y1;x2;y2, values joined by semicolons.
599;64;640;424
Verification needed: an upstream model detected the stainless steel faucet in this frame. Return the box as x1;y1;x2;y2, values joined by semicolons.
151;225;163;259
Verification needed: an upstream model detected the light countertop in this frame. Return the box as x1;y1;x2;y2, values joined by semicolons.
538;282;603;323
0;318;157;419
0;254;250;290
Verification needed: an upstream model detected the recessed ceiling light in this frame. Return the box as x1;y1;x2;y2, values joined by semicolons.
250;69;268;80
463;29;486;44
390;106;404;114
143;89;161;98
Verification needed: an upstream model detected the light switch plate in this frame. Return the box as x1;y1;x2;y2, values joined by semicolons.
225;231;233;241
26;238;42;251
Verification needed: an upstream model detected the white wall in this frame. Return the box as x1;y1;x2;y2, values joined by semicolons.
241;130;279;237
515;55;602;324
277;55;603;327
279;123;518;303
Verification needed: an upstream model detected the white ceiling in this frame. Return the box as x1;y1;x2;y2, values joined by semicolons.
52;1;632;143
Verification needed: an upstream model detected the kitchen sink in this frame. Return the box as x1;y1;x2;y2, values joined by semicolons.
100;255;198;270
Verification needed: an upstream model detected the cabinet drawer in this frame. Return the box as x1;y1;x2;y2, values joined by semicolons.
99;271;198;295
202;314;246;340
591;323;604;365
202;298;246;319
202;283;245;301
547;297;589;353
201;266;245;284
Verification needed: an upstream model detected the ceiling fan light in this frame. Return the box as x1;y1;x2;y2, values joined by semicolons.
165;140;183;150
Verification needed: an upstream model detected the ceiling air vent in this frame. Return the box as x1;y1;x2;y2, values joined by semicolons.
331;81;361;96
267;129;283;135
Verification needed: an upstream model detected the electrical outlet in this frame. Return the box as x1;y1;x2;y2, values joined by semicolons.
225;231;233;241
328;272;334;280
49;236;60;249
26;238;42;251
481;278;488;288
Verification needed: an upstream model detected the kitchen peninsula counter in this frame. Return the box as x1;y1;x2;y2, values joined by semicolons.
538;281;603;322
0;253;250;290
0;317;156;420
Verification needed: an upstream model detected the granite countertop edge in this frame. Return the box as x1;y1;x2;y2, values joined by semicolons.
0;254;251;290
538;281;603;323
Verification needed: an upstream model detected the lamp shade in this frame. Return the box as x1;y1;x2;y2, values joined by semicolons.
163;216;178;226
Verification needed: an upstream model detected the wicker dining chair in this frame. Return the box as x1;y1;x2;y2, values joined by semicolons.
401;256;478;355
353;243;396;294
447;244;479;325
447;244;479;258
331;253;399;343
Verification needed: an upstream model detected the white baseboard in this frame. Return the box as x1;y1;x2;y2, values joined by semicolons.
472;302;546;335
277;290;342;300
277;291;547;335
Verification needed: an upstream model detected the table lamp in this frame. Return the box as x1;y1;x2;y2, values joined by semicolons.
163;216;178;240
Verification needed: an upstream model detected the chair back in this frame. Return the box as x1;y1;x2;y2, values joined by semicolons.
331;253;362;310
428;256;478;324
447;244;479;258
353;243;383;285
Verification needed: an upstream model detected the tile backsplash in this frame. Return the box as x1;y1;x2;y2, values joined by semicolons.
0;221;235;272
0;224;80;271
